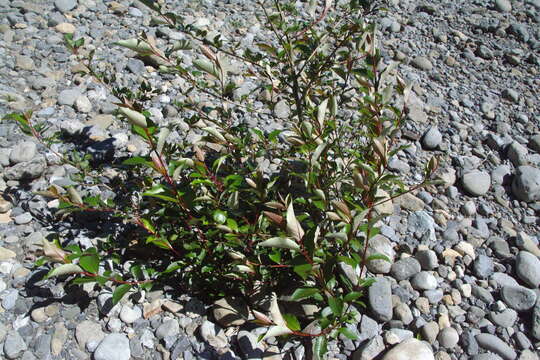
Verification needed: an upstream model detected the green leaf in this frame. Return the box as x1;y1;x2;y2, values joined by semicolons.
366;253;391;263
293;263;312;280
290;287;319;301
343;291;363;303
123;156;151;166
112;284;131;305
328;296;343;316
282;313;301;331
71;277;97;285
313;335;328;360
338;327;359;340
79;253;99;274
268;250;281;264
258;237;300;251
45;264;84;279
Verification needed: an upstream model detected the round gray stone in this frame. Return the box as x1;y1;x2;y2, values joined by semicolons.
495;0;512;12
462;171;491;196
515;251;540;288
438;327;459;348
512;166;540;202
421;127;442;150
54;0;77;13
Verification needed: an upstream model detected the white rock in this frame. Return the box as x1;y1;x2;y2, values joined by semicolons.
381;338;434;360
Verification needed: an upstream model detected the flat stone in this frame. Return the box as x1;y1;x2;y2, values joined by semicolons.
415;250;439;270
15;55;35;71
381;338;434;360
4;330;27;359
495;0;512;12
421;321;439;344
0;247;16;260
213;297;249;327
58;88;81;106
51;322;68;356
55;22;76;34
475;333;516;360
489;309;517;328
352;335;385;360
462;171;491;196
411;271;438;290
9;141;36;164
411;56;433;71
368;277;392;322
0;198;12;213
473;255;494;279
515;232;540;257
75;320;104;349
532;302;540;340
94;333;130;360
75;95;92;113
500;285;537;311
156;319;179;339
391;257;421;281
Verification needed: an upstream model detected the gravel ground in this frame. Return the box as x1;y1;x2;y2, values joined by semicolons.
0;0;539;359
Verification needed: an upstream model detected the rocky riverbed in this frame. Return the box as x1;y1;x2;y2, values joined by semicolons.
0;0;539;359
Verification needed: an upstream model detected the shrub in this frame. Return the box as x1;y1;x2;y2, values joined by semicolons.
5;0;438;357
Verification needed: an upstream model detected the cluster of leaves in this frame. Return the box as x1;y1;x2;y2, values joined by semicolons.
5;0;439;357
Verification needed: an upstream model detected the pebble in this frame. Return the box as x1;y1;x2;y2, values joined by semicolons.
411;56;433;71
